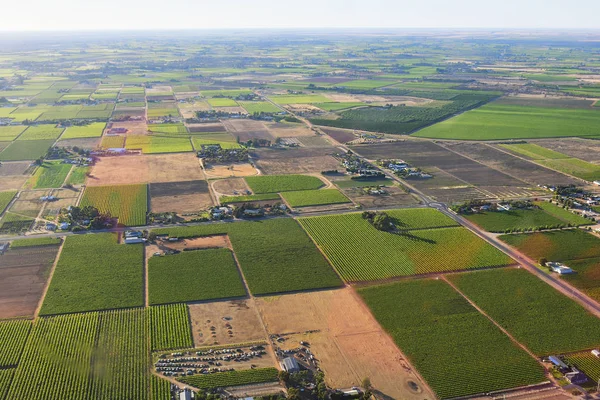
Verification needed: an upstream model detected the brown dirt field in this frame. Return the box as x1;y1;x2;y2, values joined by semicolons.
212;178;250;195
0;161;33;176
188;300;267;347
320;127;357;144
265;122;315;138
10;190;50;218
88;153;204;186
204;163;258;179
214;106;247;114
256;156;339;175
0;176;28;191
178;102;211;119
297;136;332;147
87;155;150;186
283;104;323;113
222;119;268;133
187;123;227;133
533;138;600;163
323;93;361;102
0;245;60;318
255;288;434;399
159;235;232;252
109;120;148;135
151;193;213;213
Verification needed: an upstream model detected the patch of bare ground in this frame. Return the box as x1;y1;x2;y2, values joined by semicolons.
255;288;434;400
87;155;150;186
251;148;340;175
341;186;420;208
56;138;101;149
147;153;205;183
109;120;148;135
533;138;600;163
296;136;332;147
265;122;315;137
9;190;50;218
0;161;33;191
151;193;213;213
323;93;361;102
222;119;268;133
0;245;60;318
212;178;250;196
186;122;227;133
189;300;267;347
214;106;246;114
203;163;258;179
320;127;357;144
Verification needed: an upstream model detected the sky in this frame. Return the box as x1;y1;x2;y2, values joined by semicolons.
2;0;600;31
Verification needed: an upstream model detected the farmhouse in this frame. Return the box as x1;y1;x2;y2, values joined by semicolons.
547;262;574;275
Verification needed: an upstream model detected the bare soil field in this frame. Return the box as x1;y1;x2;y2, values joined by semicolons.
188;300;266;347
265;122;315;138
178;102;211;119
212;178;250;196
111;109;146;119
221;120;273;142
214;106;246;114
283;104;323;113
89;153;204;186
109;120;148;135
323;93;361;102
255;288;434;400
0;161;33;191
0;245;60;318
187;122;227;133
444;142;580;187
533;138;600;163
251;147;339;175
10;190;50;218
150;180;213;213
203;163;258;179
296;136;332;147
147;154;205;182
320;127;357;144
56;137;101;149
43;188;80;218
341;186;421;208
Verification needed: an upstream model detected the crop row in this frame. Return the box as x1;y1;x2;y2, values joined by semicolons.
149;304;194;351
177;367;279;389
0;319;31;367
81;184;148;226
564;351;600;382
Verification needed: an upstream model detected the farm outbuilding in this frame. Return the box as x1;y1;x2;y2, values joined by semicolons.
549;356;568;369
280;356;300;373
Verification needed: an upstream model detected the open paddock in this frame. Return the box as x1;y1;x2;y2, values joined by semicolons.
150;180;213;213
533;138;600;163
203;163;258;179
0;245;60;318
42;188;80;218
212;178;251;196
188;300;267;347
255;288;433;400
108;121;147;135
341;185;420;208
186;123;227;133
320;127;357;144
9;190;49;218
0;161;34;190
251;147;339;175
56;137;100;149
265;122;316;138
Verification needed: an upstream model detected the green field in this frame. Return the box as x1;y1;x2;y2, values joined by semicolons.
0;191;17;214
0;319;31;367
415;103;600;140
18;125;64;140
564;351;600;382
147;123;187;135
153;218;342;295
238;101;282;114
501;143;600;181
178;367;279;389
499;229;600;262
0;212;34;234
314;102;367;111
334;177;394;188
0;139;55;161
200;89;253;98
8;308;151;400
0;126;27;141
149;304;193;351
126;135;193;154
281;188;350;207
206;98;238;107
358;279;546;399
338;79;396;89
10;237;61;248
28;162;72;189
220;193;281;204
66;165;90;185
148;248;246;305
40;233;144;315
560;257;600;304
299;209;511;281
465;208;568;233
60;122;105;139
245;175;324;194
0;369;13;399
80;184;148;226
536;201;592;226
448;268;600;355
192;136;242;150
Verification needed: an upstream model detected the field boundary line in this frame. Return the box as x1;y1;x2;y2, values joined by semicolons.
33;237;65;318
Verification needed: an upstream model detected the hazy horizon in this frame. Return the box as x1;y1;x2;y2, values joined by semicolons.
2;0;599;32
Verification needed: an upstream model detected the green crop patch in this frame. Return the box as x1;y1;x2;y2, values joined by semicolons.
0;369;13;399
238;101;281;114
536;201;592;226
40;233;144;315
200;89;253;98
0;319;31;367
0;126;27;141
0;191;17;214
499;229;600;262
126;135;193;154
0;139;54;161
358;279;546;399
564;351;600;382
178;367;279;389
300;210;510;281
10;237;61;248
66;165;90;185
149;304;193;351
147;123;187;135
148;248;246;305
281;189;350;207
81;184;147;226
153;218;342;295
17;125;63;141
464;209;567;233
245;175;324;194
500;143;566;160
60;123;105;139
0;213;34;234
448;268;600;355
416;103;600;140
206;98;238;107
192;136;241;150
27;162;71;189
